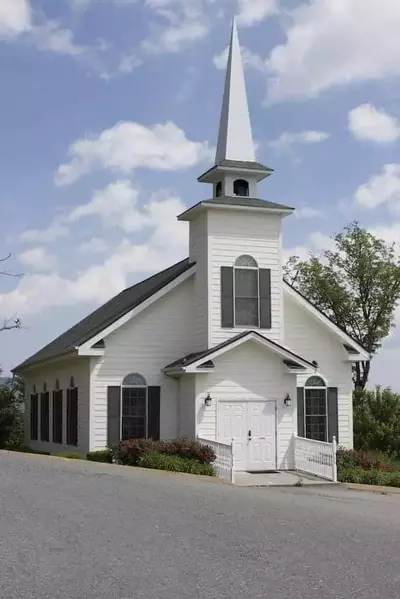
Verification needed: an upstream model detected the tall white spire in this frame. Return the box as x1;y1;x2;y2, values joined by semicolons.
215;17;256;164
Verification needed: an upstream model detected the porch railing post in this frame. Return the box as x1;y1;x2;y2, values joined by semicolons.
230;438;235;484
332;436;337;483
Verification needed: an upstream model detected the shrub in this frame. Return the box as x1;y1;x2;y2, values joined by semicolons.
339;468;400;487
54;451;82;459
138;452;216;476
10;446;50;455
0;379;24;450
87;450;112;463
112;438;217;466
336;449;398;472
353;387;400;457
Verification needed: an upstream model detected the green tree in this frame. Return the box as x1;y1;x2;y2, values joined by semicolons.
353;387;400;456
284;222;400;389
0;376;24;449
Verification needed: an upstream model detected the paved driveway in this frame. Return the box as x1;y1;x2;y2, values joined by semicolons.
1;452;399;599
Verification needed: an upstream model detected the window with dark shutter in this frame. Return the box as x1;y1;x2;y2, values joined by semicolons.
66;387;78;446
40;392;50;442
30;394;39;441
52;390;63;444
148;386;161;440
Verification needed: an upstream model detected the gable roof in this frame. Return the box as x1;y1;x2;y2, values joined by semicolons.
178;196;294;221
14;258;195;372
164;330;317;373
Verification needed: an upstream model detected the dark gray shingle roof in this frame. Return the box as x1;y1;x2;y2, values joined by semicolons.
178;196;294;220
14;258;194;371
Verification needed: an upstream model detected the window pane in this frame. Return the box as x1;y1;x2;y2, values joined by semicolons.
235;269;258;297
122;373;147;386
122;388;146;439
305;389;327;441
235;298;259;326
235;255;258;268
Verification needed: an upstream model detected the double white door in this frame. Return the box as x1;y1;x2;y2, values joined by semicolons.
217;401;276;471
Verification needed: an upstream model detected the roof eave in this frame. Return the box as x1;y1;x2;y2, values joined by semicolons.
197;164;273;184
178;202;294;222
12;348;79;374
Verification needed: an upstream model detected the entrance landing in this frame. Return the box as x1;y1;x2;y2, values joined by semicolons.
234;470;335;487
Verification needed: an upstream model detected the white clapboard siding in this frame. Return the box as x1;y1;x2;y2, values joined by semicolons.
283;293;354;448
195;341;297;470
197;210;283;348
90;278;195;450
23;357;90;456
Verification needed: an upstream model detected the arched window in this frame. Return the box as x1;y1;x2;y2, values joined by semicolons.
233;179;249;197
215;181;223;198
234;254;259;327
305;376;327;442
122;373;147;386
121;373;147;440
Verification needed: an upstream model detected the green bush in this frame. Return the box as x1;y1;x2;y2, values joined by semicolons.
54;451;82;459
87;450;112;463
138;452;216;476
112;438;216;466
353;387;400;457
11;446;50;455
0;378;24;449
339;468;400;487
337;448;398;472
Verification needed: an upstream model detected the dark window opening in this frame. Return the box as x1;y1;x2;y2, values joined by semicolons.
233;179;249;197
30;394;39;441
122;387;146;440
234;255;259;327
215;181;223;197
305;387;327;442
52;390;63;444
40;392;50;442
67;387;78;446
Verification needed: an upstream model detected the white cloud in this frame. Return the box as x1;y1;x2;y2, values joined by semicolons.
55;121;213;186
294;206;323;219
283;230;335;263
78;238;108;254
236;0;279;27
0;0;31;37
68;180;149;232
269;130;330;151
213;45;266;72
18;247;57;272
19;221;70;244
348;104;400;144
31;21;85;57
0;188;189;317
354;164;400;210
266;0;400;101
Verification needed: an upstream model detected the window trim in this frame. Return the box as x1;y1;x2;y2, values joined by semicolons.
121;375;148;440
304;379;328;442
233;255;260;328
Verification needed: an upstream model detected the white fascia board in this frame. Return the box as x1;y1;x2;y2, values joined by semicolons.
184;332;314;372
78;266;196;354
206;204;293;216
283;283;370;360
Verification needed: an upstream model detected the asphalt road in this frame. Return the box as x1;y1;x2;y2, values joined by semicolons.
1;452;399;599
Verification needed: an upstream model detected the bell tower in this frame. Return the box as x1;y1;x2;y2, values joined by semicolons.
197;17;273;198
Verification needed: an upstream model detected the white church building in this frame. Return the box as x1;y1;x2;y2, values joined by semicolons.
14;19;369;475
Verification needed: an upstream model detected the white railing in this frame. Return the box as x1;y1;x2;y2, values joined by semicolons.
294;434;337;482
197;437;235;483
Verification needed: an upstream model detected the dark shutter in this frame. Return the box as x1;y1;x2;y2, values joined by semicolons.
221;267;234;328
52;390;63;444
259;268;272;329
67;387;78;446
297;387;305;437
148;386;161;440
327;387;339;443
40;392;50;442
30;394;38;441
107;386;121;447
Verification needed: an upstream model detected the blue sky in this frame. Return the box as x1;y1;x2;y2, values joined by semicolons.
1;0;400;387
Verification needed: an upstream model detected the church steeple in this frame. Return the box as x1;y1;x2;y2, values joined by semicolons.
198;16;272;199
215;16;255;164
